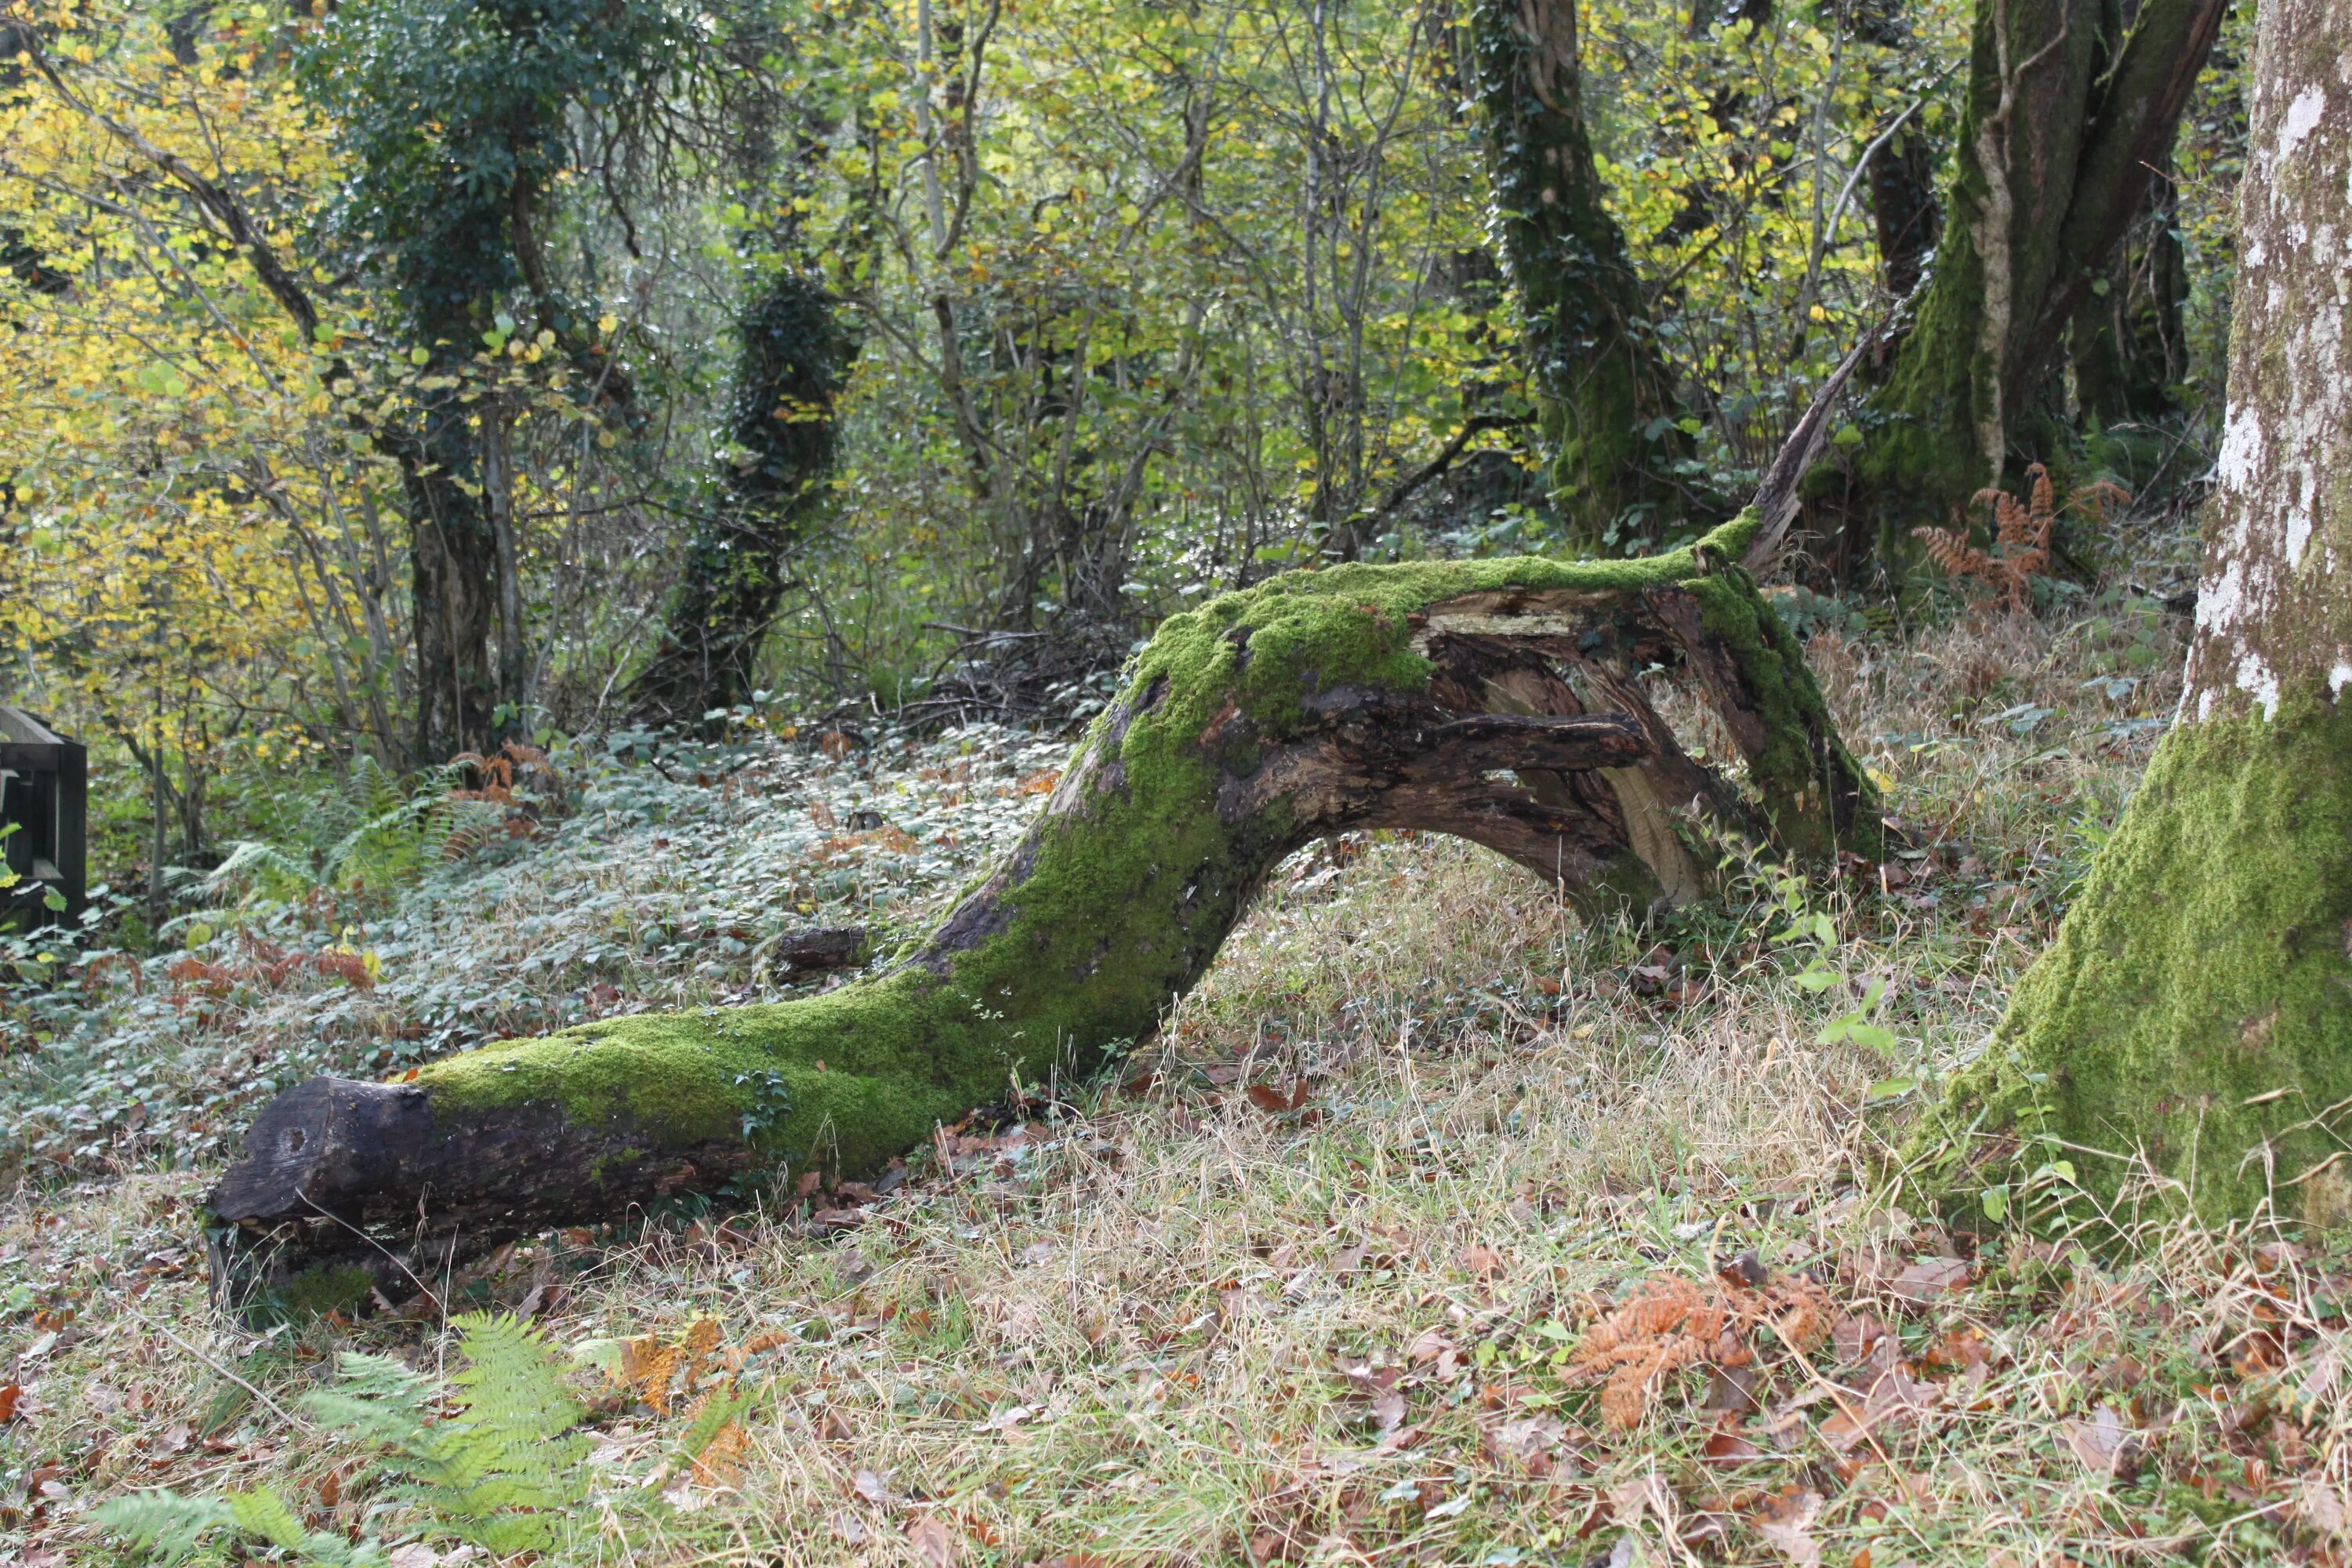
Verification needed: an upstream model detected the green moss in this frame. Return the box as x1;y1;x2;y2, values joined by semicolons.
1907;687;2352;1220
1682;564;1881;860
416;512;1868;1189
272;1263;376;1322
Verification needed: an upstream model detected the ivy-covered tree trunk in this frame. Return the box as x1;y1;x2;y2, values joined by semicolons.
1857;0;2226;531
1850;0;1943;309
403;398;503;765
626;267;851;724
306;0;682;759
208;510;1878;1304
1469;0;1700;548
1910;0;2352;1221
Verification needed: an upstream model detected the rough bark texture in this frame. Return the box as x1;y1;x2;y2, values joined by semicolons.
1907;0;2352;1221
403;396;503;764
1849;0;1944;307
1858;0;2225;531
1859;0;2105;521
2069;162;2189;431
1470;0;1701;547
627;268;850;724
209;511;1878;1307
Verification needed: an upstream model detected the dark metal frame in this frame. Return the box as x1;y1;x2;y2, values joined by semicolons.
1;705;88;930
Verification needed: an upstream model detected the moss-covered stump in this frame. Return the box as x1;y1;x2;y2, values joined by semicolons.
208;512;1877;1304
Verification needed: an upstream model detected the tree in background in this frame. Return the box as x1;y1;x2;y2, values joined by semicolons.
2;2;400;875
298;0;687;760
1910;0;2352;1220
627;24;856;726
1856;0;2227;537
628;267;852;724
1470;0;1701;549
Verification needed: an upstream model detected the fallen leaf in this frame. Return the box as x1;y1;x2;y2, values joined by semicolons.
1889;1257;1969;1304
975;1403;1037;1434
2062;1403;2136;1475
0;1384;19;1423
1245;1082;1312;1113
807;1207;868;1236
907;1514;959;1568
1700;1419;1762;1465
852;1468;893;1505
1406;1328;1457;1372
1820;1366;1939;1454
1483;1413;1567;1474
2294;1479;2347;1536
1753;1486;1824;1566
1457;1244;1505;1281
1831;1314;1889;1367
1700;1361;1761;1413
1924;1329;1988;1373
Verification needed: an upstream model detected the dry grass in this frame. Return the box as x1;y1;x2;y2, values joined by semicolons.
16;585;2347;1567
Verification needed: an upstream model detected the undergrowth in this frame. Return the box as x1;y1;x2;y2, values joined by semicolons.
20;576;2344;1567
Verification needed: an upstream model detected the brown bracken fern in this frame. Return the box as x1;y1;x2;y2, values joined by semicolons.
1913;462;2089;614
1566;1267;1831;1428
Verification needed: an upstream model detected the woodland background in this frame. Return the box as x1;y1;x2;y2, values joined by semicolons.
2;0;2244;927
4;1;2327;1563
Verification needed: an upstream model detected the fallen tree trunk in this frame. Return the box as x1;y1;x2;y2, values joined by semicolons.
207;510;1875;1308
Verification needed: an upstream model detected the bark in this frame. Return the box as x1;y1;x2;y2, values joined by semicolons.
626;268;851;724
2068;159;2189;430
1469;0;1704;547
1861;114;1941;303
1849;0;1943;314
1907;0;2352;1221
207;509;1878;1308
1857;0;2226;529
402;397;503;764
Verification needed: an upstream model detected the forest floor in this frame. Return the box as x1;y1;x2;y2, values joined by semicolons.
12;550;2352;1566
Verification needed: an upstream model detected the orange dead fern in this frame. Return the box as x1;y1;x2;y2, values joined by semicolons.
1912;462;2071;614
1567;1265;1831;1429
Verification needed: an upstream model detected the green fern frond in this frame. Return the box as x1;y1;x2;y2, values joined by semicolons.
416;1312;591;1540
301;1351;435;1450
103;1314;601;1565
205;838;323;905
93;1489;238;1563
223;1487;388;1566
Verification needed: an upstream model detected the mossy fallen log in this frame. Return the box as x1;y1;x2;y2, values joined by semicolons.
207;510;1875;1307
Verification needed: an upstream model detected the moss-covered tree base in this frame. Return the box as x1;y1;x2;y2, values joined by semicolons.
208;512;1878;1308
1905;692;2352;1221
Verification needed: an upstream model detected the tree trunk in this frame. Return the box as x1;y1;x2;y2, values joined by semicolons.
2068;159;2189;431
1907;0;2352;1221
627;267;851;724
1848;0;1944;310
1857;0;2225;530
1864;116;1942;306
403;396;503;764
208;510;1878;1306
1469;0;1704;549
